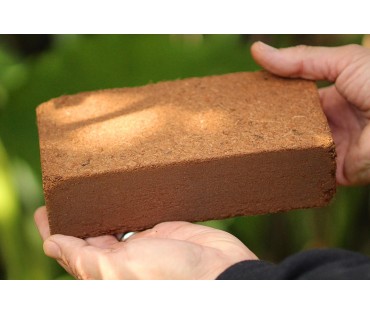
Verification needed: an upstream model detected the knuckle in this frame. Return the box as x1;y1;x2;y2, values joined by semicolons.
294;44;310;53
346;43;362;51
344;44;366;57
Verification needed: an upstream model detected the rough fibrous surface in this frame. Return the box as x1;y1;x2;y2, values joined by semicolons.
36;71;336;238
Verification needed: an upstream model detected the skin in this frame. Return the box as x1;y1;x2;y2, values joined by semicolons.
35;42;370;279
251;42;370;186
35;206;256;279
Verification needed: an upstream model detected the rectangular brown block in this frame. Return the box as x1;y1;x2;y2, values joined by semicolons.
36;71;336;238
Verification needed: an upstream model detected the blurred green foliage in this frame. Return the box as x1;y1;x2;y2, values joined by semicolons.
0;35;369;279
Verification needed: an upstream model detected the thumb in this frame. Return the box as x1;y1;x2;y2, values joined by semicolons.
44;235;103;279
251;42;370;113
251;41;365;82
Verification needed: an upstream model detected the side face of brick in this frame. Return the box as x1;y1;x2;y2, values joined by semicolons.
46;146;335;238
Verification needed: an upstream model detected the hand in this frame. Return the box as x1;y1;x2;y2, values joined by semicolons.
251;42;370;186
34;206;257;279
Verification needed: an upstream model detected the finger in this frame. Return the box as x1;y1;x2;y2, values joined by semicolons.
251;41;364;82
85;235;119;249
319;85;366;185
44;235;103;279
319;85;354;128
319;85;345;126
34;206;50;240
125;221;193;242
126;221;231;244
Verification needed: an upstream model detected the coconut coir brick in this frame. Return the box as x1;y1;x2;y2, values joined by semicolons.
36;71;336;238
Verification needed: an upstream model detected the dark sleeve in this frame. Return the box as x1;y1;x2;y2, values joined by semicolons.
217;248;370;279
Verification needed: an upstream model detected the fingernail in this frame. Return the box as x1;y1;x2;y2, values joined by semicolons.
44;240;61;258
256;41;277;53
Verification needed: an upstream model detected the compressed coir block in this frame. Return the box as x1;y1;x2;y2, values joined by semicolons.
36;71;336;238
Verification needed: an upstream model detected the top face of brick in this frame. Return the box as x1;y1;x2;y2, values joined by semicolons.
36;71;333;179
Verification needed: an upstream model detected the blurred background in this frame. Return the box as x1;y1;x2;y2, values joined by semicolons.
0;34;369;279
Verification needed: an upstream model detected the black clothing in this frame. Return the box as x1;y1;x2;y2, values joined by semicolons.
217;248;370;279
